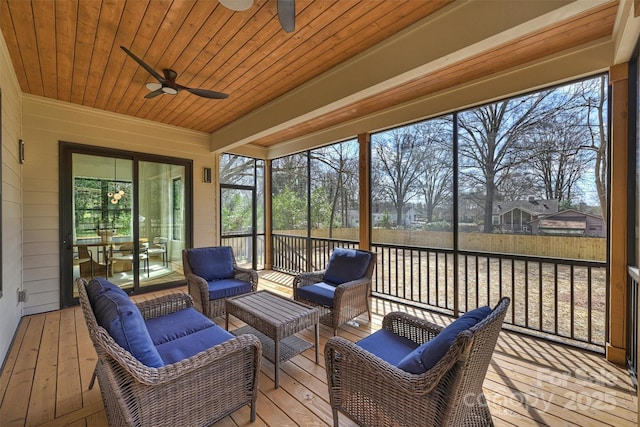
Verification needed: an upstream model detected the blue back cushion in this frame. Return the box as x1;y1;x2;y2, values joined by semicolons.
323;248;372;285
187;247;234;281
92;290;164;368
397;306;492;374
86;277;128;305
356;329;419;366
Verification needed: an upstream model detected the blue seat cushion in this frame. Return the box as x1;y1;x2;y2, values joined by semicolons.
187;246;235;281
356;329;419;366
296;282;336;307
208;278;253;300
397;306;492;374
324;248;372;285
92;290;164;368
145;307;216;345
86;277;128;305
156;325;234;365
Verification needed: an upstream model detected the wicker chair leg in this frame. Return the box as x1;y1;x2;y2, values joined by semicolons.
332;409;339;427
88;362;98;390
250;400;256;422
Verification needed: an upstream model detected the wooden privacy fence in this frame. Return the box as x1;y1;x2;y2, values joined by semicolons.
273;228;606;262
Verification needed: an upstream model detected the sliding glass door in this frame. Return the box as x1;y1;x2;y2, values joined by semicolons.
60;143;192;306
138;160;187;288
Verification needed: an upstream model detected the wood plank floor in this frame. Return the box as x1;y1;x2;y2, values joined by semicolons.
0;271;636;426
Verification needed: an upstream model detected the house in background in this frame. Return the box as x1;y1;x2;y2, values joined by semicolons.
371;203;418;227
530;209;606;237
492;198;558;233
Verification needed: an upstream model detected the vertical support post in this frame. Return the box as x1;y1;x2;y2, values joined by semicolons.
453;113;460;317
306;152;312;271
359;132;371;251
264;160;273;270
608;63;629;365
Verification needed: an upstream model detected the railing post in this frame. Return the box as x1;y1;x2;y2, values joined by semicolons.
452;113;459;317
358;132;371;251
265;160;272;270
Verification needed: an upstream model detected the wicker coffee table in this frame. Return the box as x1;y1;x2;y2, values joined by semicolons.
225;290;320;388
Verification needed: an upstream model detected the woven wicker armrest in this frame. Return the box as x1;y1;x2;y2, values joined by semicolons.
293;270;326;288
185;272;208;290
333;276;369;293
96;327;262;385
136;292;194;320
326;333;469;395
333;277;369;304
382;312;444;345
233;266;259;290
185;272;209;308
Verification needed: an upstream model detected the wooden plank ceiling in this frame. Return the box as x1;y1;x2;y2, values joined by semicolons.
0;1;450;131
0;0;620;149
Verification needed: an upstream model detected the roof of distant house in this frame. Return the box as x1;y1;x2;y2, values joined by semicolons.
492;198;558;215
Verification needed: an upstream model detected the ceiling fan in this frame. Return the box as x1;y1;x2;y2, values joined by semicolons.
219;0;295;33
120;46;229;100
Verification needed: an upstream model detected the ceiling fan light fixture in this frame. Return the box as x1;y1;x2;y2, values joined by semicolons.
146;82;162;91
219;0;253;11
162;86;178;95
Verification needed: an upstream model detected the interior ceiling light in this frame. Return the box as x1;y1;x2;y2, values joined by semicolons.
146;82;161;91
162;86;179;95
219;0;253;11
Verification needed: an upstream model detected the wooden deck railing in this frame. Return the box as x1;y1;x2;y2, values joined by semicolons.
271;233;607;350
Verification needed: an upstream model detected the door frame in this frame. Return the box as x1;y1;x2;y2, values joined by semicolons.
59;142;193;307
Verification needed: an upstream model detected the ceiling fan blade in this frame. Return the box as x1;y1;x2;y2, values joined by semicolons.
144;88;165;99
163;69;178;83
120;46;165;83
277;0;295;33
183;87;229;99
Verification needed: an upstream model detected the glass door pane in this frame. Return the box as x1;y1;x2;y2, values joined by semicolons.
221;186;255;269
70;154;134;291
62;144;192;306
139;161;186;287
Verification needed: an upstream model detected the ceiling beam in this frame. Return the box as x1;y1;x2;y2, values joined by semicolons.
209;0;610;153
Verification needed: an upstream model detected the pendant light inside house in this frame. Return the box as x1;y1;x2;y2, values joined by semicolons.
109;159;125;205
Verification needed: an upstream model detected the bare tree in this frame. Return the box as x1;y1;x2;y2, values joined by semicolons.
219;154;255;185
310;140;359;235
416;120;453;223
575;75;608;222
271;153;308;198
372;126;430;227
458;92;556;232
526;117;593;204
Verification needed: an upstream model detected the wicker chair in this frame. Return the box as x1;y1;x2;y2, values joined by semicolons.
325;297;510;427
293;248;377;335
76;277;262;427
182;246;258;319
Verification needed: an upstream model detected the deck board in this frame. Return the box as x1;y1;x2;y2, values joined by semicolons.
0;272;636;426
